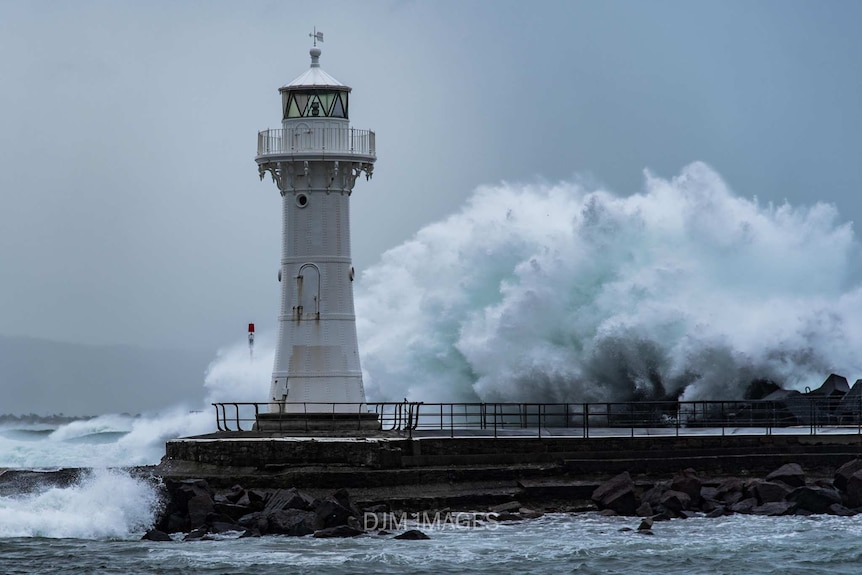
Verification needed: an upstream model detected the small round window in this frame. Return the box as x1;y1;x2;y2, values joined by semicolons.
295;193;309;208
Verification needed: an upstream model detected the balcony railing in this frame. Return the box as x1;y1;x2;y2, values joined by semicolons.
212;397;862;438
257;127;375;157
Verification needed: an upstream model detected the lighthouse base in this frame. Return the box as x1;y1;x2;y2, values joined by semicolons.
254;411;381;433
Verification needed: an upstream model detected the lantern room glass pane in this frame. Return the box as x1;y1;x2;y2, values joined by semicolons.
293;93;309;116
331;94;345;118
287;97;301;118
319;92;334;115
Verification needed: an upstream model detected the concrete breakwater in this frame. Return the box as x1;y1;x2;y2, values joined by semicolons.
153;432;862;517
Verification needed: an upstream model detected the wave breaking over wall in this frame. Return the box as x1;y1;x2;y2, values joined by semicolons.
356;162;862;403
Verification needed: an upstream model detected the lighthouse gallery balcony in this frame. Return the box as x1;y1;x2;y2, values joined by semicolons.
256;126;376;161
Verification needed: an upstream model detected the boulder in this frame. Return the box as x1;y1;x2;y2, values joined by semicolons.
268;509;315;536
237;512;268;533
519;508;544;519
827;503;856;517
659;490;691;513
394;529;430;540
641;481;671;507
591;472;639;516
843;469;862;507
209;521;242;534
729;498;758;514
313;525;364;538
754;481;792;504
635;502;653;517
789;486;842;514
834;459;862;492
213;502;253;522
490;501;522;513
670;469;702;505
766;463;806;488
637;518;654;531
706;507;728;518
264;487;316;513
141;529;172;542
187;494;215;530
751;502;794;516
225;484;245;503
314;497;358;531
715;478;744;503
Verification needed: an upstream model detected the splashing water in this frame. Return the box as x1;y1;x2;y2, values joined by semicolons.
0;468;159;539
356;162;862;403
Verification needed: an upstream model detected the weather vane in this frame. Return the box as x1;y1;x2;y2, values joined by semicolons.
309;27;324;47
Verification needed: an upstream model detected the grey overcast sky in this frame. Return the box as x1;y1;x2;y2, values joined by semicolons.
1;0;861;354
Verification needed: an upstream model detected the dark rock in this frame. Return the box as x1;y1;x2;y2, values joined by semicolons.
637;530;655;536
619;527;633;532
591;472;639;516
209;521;241;534
268;509;315;536
729;497;758;514
715;478;744;503
845;469;862;507
518;508;544;519
494;512;522;522
706;507;727;518
213;503;252;521
187;494;215;530
637;518;654;531
651;512;672;522
394;529;430;540
810;373;850;397
766;463;806;488
183;527;208;541
598;509;618;517
490;501;522;513
700;486;719;502
834;459;862;492
635;502;653;517
751;502;794;516
226;484;245;503
754;481;792;504
239;529;261;538
313;525;364;538
313;497;357;530
744;378;782;400
264;487;316;513
678;510;699;519
659;490;691;513
789;486;842;514
828;503;856;517
641;481;671;507
142;529;172;542
238;512;268;533
161;512;188;534
671;469;702;505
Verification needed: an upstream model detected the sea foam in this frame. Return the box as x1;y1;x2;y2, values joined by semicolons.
356;162;862;403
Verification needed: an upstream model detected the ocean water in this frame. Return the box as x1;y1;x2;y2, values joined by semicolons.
5;164;862;572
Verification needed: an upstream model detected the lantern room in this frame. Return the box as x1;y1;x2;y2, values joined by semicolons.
279;46;350;124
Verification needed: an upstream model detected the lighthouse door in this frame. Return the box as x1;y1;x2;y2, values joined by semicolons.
295;263;321;320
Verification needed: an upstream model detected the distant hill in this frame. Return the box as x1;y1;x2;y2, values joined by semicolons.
0;335;215;415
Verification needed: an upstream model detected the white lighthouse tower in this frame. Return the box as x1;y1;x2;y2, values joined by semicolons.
255;33;376;427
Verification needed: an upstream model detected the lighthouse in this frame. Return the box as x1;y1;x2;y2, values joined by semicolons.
255;33;376;425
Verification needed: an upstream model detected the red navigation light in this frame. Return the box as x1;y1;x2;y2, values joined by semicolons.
248;323;255;333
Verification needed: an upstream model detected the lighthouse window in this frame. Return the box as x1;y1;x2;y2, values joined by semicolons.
295;193;309;208
283;90;349;119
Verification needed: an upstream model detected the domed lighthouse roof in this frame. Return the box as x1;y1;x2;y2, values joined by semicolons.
281;46;351;92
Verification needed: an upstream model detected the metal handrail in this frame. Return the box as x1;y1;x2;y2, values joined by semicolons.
211;397;860;437
257;127;376;157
